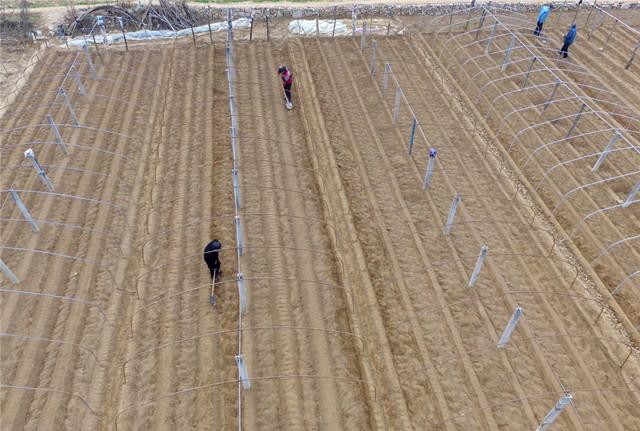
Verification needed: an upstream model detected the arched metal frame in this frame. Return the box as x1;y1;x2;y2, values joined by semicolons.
0;332;103;367
591;235;640;265
610;270;640;297
570;200;639;239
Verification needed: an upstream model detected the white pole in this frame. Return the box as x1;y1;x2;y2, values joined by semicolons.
0;259;19;284
623;182;640;208
46;114;68;155
232;168;240;210
24;148;55;192
72;66;86;96
485;21;498;54
423;148;437;190
59;88;79;126
235;215;243;256
10;190;40;232
468;244;488;287
82;44;96;79
235;354;251;389
370;40;377;75
566;103;587;138
360;22;367;50
237;272;247;315
522;57;537;88
393;86;402;124
501;34;516;72
497;306;523;348
591;132;620;172
542;80;562;113
382;63;390;93
536;394;573;431
444;193;462;235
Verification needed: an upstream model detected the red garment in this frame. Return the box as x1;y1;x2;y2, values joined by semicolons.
280;68;293;85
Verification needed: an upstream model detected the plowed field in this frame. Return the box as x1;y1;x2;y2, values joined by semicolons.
1;12;639;431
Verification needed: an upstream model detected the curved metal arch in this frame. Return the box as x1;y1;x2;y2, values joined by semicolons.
122;325;365;383
430;5;527;27
0;218;124;257
0;332;103;367
0;246;127;293
113;374;374;431
434;9;531;36
551;171;640;215
0;287;109;324
591;235;640;265
0;190;128;227
0;124;142;149
8;164;133;195
570;200;639;240
533;145;638;193
522;127;620;169
0;384;98;417
0;141;140;170
610;270;640;297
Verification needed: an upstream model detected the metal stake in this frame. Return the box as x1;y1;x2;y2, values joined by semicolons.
232;168;240;210
393;86;402;124
623;182;640;208
497;306;523;348
625;43;639;70
370;40;377;75
537;394;573;431
235;354;251;389
408;117;417;155
316;14;320;38
46;115;68;155
360;22;367;50
423;148;437;190
235;215;243;256
237;273;247;315
72;66;86;96
24;149;55;192
0;259;19;284
475;9;486;40
82;44;96;79
591;132;620;172
118;17;128;51
208;7;214;42
266;16;270;41
10;190;39;232
59;88;79;126
522;57;537;88
382;63;391;93
566;103;586;138
468;244;488;287
542;80;562;113
444;193;461;235
352;6;357;37
485;21;497;54
501;34;516;72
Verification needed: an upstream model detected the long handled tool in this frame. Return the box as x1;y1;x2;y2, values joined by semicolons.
210;270;217;306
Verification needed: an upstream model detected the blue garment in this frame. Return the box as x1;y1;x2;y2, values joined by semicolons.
564;25;577;44
537;5;551;23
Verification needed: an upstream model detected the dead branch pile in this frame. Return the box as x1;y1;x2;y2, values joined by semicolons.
64;0;211;36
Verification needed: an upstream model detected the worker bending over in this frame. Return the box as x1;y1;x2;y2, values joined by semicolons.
278;65;293;110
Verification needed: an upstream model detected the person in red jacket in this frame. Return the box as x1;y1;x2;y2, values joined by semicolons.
278;65;293;110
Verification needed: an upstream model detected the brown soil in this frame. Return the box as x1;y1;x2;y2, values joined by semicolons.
1;8;639;431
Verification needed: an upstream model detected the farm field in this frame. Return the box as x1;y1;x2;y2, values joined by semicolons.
1;5;639;431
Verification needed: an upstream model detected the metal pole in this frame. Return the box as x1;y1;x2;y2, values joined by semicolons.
237;273;247;315
360;22;367;50
118;17;128;51
408;117;417;155
393;86;402;124
497;306;523;348
625;43;639;70
623;182;640;208
72;66;86;96
566;103;586;137
501;34;516;72
383;63;390;93
24;148;55;192
208;7;214;42
542;80;562;113
59;88;79;126
266;16;270;41
463;7;472;32
9;190;40;232
556;0;567;25
572;0;583;25
468;244;488;287
332;6;337;38
591;132;620;172
387;20;391;36
82;44;96;79
0;259;19;284
485;21;497;54
370;40;377;75
46;114;68;155
235;354;251;389
235;215;243;256
316;13;320;38
444;193;462;235
536;394;573;431
352;6;357;37
522;57;537;88
475;9;486;40
232;168;240;210
423;148;437;190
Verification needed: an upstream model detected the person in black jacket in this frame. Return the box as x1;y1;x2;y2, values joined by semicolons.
203;239;222;281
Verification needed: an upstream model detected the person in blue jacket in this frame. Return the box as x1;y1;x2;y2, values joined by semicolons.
559;24;577;58
534;4;552;36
